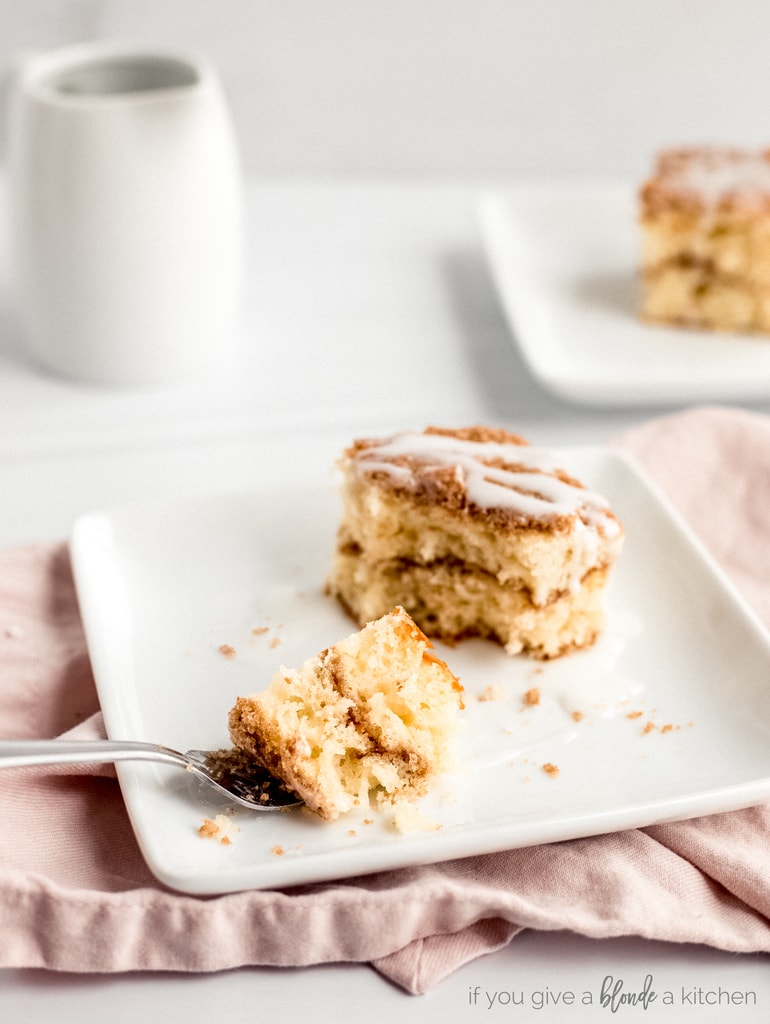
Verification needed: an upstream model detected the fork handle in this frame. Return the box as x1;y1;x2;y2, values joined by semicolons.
0;739;188;770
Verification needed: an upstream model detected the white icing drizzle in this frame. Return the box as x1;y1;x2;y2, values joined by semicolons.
354;431;620;534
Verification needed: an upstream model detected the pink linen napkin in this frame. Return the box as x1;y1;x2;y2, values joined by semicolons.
2;405;770;994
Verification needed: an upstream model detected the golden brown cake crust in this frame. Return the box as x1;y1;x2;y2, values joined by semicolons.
343;426;618;535
641;147;770;216
424;424;529;445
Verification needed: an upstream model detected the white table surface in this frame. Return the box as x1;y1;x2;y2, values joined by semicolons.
0;176;768;1021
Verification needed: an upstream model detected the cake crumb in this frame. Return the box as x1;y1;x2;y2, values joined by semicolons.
252;626;269;636
571;710;584;722
198;814;240;845
661;723;674;733
479;684;504;702
363;818;374;825
271;844;285;856
218;644;236;659
542;762;560;778
348;829;357;837
641;721;657;735
269;636;282;649
523;687;541;706
627;710;644;720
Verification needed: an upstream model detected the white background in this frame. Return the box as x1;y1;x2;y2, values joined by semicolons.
3;0;770;179
0;2;769;1021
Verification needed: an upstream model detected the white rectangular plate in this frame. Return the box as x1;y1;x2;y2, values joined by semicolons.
71;449;770;894
479;183;770;406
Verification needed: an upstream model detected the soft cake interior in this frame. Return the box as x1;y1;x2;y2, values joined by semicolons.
228;607;463;821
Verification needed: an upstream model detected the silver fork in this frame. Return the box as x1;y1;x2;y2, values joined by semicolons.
0;739;301;810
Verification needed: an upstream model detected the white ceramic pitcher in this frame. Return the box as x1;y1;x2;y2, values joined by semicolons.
6;43;243;387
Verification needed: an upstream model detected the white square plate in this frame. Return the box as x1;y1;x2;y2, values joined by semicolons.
70;449;770;895
479;183;770;406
